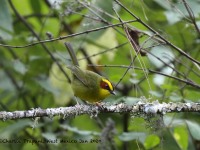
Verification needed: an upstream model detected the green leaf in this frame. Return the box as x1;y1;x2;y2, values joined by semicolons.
186;121;200;140
148;46;174;68
49;63;73;105
164;117;185;127
173;125;188;150
29;0;41;14
149;90;163;98
123;96;141;105
118;132;146;143
36;77;59;97
154;0;171;10
0;120;30;139
42;132;57;140
60;124;99;136
169;92;182;102
0;71;15;91
144;134;160;149
0;0;13;39
13;59;27;75
148;46;174;86
74;0;114;47
165;11;182;25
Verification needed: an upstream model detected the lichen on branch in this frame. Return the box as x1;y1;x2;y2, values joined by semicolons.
0;101;199;121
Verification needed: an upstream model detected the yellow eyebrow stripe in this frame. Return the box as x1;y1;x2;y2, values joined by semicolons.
102;78;113;91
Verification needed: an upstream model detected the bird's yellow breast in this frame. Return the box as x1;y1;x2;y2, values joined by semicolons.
72;83;111;103
98;88;111;100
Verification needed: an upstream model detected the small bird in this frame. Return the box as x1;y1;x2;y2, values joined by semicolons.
68;65;115;103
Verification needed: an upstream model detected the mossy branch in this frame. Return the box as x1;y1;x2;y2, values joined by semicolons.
0;101;199;120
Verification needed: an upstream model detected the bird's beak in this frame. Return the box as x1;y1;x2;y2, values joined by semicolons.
110;90;116;95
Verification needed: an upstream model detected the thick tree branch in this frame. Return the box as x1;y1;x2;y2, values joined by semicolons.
0;101;199;120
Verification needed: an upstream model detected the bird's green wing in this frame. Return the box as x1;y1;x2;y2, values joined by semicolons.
68;65;89;87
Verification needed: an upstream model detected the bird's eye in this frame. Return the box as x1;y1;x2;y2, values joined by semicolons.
105;84;109;90
100;80;109;90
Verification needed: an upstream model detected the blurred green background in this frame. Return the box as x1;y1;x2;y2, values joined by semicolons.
0;0;200;149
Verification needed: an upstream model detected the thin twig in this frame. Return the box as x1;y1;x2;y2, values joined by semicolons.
182;0;200;34
78;42;128;61
88;64;200;89
0;20;136;48
114;0;200;65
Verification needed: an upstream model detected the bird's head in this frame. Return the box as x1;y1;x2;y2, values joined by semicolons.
98;78;115;100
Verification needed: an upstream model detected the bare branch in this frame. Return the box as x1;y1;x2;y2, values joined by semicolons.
88;64;200;89
182;0;200;34
0;20;136;49
0;101;199;120
114;0;200;66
